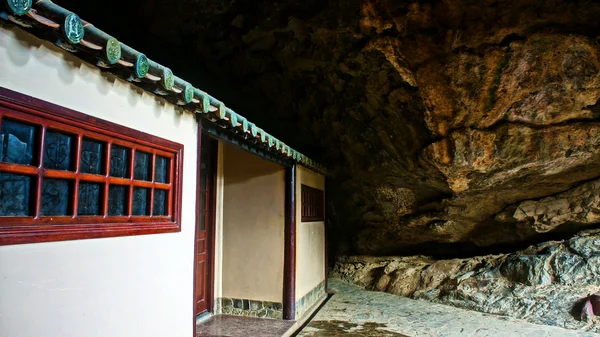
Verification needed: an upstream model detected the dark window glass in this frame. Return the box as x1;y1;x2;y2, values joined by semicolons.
301;185;324;222
154;155;169;183
41;179;71;216
200;172;207;190
0;119;36;165
153;189;167;216
80;138;104;175
44;130;74;171
199;213;205;232
108;185;127;216
110;145;129;178
78;183;102;216
0;172;32;216
200;191;206;212
0;93;183;245
134;151;151;181
132;187;150;216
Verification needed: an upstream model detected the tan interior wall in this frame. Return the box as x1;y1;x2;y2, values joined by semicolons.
221;143;285;302
0;27;197;337
295;165;326;301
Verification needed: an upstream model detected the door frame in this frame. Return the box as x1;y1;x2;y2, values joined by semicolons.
192;120;218;329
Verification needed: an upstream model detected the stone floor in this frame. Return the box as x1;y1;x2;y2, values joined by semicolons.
196;315;294;337
297;278;600;337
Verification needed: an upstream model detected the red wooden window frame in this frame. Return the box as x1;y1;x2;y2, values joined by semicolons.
0;87;184;245
301;184;324;222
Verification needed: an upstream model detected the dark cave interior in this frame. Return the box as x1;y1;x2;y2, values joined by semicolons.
52;0;600;259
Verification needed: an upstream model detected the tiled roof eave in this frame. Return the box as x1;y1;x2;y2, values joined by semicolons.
0;0;328;175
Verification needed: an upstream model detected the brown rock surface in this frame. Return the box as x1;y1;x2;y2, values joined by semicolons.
332;229;600;332
53;0;600;255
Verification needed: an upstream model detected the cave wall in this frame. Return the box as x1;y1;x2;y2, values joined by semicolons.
53;0;600;256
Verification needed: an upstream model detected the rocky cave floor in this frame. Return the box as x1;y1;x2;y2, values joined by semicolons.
298;278;598;337
331;229;600;334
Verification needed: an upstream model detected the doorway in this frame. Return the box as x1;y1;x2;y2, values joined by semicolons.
194;132;217;318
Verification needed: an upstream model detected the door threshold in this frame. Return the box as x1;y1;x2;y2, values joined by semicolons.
195;312;212;325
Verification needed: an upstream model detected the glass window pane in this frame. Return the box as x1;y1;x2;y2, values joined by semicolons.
132;187;150;216
154;155;169;183
80;138;105;175
0;119;36;165
41;179;71;216
0;172;32;216
110;145;130;178
44;130;74;171
199;212;205;232
200;172;207;190
153;189;168;216
200;191;206;211
134;151;151;181
108;185;127;216
78;183;102;216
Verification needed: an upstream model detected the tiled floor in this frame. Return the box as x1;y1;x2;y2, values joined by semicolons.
297;278;600;337
196;315;295;337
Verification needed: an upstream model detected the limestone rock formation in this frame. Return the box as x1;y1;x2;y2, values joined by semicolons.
332;229;600;332
53;0;600;255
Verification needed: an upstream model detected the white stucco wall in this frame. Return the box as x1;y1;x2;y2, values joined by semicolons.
0;27;197;337
221;143;285;302
295;165;326;301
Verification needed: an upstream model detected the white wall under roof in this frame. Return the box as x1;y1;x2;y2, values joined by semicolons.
295;165;326;301
0;26;197;337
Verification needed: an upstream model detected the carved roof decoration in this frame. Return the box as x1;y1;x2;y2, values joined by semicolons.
0;0;328;175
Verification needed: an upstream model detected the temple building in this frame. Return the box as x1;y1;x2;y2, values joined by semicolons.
0;1;327;336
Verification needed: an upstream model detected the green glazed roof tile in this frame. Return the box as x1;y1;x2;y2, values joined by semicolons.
161;67;174;90
63;13;84;44
183;84;194;104
3;0;327;175
6;0;32;16
217;102;226;119
105;37;121;65
241;117;249;133
228;110;238;128
249;123;258;137
135;54;149;78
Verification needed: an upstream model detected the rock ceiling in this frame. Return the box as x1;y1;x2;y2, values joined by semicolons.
54;0;600;255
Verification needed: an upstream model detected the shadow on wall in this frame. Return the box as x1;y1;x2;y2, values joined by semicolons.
223;144;285;186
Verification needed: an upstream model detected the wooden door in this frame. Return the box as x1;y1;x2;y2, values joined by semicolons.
194;133;217;316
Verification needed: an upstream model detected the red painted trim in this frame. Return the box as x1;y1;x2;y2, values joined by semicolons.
192;120;218;335
192;120;202;336
206;133;218;314
0;87;184;246
283;165;297;320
